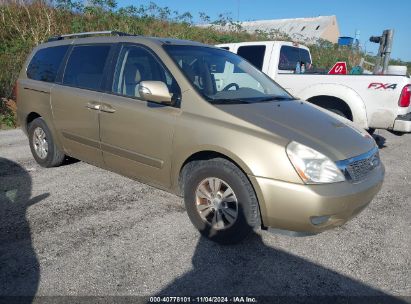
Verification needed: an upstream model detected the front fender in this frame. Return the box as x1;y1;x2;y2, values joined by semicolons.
170;142;297;230
169;115;302;194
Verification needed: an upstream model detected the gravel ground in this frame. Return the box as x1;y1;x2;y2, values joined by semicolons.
0;128;410;301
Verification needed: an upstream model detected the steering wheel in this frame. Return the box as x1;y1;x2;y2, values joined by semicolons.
223;83;240;91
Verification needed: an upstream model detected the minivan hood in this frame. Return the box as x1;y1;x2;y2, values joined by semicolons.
215;100;376;161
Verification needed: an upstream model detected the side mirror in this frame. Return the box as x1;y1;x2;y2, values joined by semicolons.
138;81;172;105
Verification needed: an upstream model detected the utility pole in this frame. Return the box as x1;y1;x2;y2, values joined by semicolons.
370;29;394;74
237;0;240;22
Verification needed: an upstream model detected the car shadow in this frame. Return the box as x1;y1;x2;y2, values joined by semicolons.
61;155;80;166
373;133;386;149
155;230;405;303
0;157;48;302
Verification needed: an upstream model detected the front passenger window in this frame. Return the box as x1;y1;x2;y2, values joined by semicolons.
112;45;179;100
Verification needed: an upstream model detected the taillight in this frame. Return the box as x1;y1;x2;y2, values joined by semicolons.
399;84;411;107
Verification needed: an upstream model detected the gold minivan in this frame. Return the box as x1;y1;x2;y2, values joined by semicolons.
17;31;384;244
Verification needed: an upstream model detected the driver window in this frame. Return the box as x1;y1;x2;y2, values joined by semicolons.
113;45;179;99
175;56;216;96
173;50;265;96
212;61;264;93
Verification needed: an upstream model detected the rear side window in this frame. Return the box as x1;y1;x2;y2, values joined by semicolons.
237;45;266;70
278;46;311;70
27;46;69;82
63;45;111;91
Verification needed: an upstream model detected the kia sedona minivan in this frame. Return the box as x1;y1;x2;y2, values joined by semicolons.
17;31;384;244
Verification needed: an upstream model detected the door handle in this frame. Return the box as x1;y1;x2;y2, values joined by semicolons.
100;104;116;113
86;102;101;110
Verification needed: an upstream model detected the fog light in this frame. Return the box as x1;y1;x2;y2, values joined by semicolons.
310;215;330;225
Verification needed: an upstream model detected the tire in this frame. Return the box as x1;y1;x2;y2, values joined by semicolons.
327;108;348;119
183;158;260;244
28;117;65;168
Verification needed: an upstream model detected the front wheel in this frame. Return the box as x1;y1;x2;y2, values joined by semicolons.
28;117;65;167
183;158;260;244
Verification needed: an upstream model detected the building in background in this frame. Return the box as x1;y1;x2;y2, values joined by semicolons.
204;15;340;44
239;15;340;44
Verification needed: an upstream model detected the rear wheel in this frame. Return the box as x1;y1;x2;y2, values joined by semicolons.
183;158;260;244
28;117;65;167
308;96;353;121
327;108;348;119
367;128;376;135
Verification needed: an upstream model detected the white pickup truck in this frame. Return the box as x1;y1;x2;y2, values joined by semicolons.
216;41;411;134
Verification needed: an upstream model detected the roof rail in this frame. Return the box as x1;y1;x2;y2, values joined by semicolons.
47;30;132;42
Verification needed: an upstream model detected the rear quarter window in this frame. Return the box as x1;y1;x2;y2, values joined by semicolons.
278;45;311;71
237;45;266;71
63;45;111;91
27;45;69;82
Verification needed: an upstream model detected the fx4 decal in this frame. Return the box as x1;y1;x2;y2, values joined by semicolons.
368;83;397;90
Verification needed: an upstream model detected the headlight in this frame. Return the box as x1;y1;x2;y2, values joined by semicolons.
286;141;345;184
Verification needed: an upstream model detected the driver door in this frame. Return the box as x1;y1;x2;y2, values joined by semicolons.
99;44;181;188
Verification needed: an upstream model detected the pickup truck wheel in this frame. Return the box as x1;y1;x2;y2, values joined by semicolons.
328;108;347;119
183;158;260;244
308;96;353;121
28;117;65;168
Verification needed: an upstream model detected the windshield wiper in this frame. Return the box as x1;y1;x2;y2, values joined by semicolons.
256;96;295;102
209;96;294;104
209;99;250;104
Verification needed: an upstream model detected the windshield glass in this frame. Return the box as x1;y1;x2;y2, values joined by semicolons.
164;45;293;104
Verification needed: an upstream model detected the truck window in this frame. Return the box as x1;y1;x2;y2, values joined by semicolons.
27;46;69;83
237;45;266;70
63;45;111;91
278;45;311;71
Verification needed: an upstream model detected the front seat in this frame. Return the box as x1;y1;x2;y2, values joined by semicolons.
123;63;147;97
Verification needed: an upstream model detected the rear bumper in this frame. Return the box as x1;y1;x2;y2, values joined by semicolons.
393;112;411;132
249;164;385;233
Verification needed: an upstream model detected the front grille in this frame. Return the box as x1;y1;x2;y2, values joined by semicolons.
337;147;380;183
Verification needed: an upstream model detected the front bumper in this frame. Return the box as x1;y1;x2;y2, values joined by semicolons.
249;164;385;233
393;112;411;133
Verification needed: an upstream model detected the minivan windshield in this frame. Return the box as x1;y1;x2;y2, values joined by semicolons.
164;45;293;104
